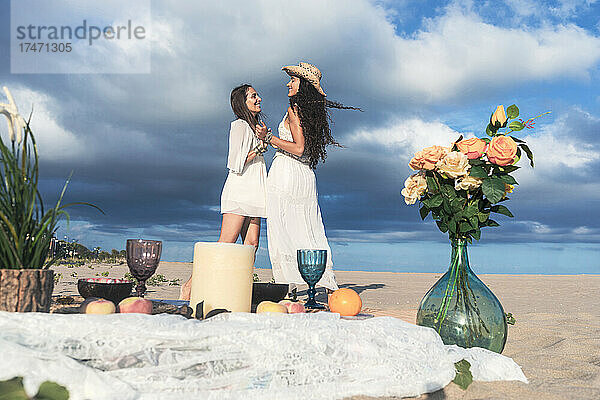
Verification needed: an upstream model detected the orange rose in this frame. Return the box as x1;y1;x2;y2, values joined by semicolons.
409;145;449;170
487;136;517;166
456;138;487;159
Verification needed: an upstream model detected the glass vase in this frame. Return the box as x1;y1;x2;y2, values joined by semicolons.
416;238;508;353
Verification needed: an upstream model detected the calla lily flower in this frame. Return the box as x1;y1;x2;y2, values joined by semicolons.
0;86;26;143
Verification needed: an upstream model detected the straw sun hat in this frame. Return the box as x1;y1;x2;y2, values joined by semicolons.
281;62;326;96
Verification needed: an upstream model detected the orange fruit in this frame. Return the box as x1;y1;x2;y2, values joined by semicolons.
328;288;362;316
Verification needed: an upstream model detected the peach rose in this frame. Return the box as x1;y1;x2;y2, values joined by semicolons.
455;176;483;191
409;145;449;170
487;135;517;166
491;105;507;127
401;173;427;205
456;138;487;159
436;151;470;179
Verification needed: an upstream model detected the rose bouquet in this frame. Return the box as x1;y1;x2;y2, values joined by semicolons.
402;104;549;242
405;104;549;352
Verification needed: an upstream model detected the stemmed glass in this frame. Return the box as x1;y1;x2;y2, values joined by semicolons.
126;239;162;297
297;249;327;309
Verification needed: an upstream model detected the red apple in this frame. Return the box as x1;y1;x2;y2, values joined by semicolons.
117;297;153;314
278;300;305;313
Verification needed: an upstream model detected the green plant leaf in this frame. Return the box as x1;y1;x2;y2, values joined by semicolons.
478;212;489;222
498;165;519;173
0;377;29;400
491;204;514;217
472;228;481;240
506;104;519;119
481;177;506;204
35;381;69;400
419;205;430;220
423;194;443;208
469;166;488;178
485;123;495;137
426;176;439;192
508;120;525;131
448;218;457;235
468;215;479;229
453;360;473;390
436;220;448;233
498;174;518;185
468;158;484;166
464;202;479;218
520;143;534;167
486;219;500;227
459;221;471;233
506;312;516;325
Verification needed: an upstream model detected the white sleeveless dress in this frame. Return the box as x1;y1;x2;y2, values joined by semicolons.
221;119;267;218
266;114;338;290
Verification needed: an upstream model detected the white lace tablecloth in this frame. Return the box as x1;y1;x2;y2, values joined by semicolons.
0;311;527;399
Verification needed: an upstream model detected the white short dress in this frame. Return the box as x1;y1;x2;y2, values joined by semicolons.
266;114;338;290
220;119;267;218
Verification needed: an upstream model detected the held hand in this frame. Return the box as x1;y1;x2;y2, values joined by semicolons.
255;121;268;140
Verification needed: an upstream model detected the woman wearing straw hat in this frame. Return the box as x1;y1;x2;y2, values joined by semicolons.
257;62;359;295
180;84;268;300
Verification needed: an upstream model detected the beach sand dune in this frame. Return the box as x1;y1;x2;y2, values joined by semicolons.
52;262;600;399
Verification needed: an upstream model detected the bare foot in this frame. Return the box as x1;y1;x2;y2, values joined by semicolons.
179;276;192;300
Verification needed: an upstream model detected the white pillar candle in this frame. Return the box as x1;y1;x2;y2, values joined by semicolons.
190;242;255;316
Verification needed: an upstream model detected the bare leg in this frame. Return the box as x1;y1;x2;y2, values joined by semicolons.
179;213;248;300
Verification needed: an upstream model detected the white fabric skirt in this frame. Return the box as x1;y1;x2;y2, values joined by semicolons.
266;152;338;290
221;155;267;218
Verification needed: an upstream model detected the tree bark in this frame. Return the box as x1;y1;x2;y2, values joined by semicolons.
0;269;54;312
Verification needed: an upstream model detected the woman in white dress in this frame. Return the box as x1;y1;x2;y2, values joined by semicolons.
258;62;359;293
180;84;268;300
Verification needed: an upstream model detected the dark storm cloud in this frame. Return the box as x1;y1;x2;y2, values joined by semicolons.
1;0;600;263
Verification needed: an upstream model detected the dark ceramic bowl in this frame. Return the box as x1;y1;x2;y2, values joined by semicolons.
251;282;289;307
77;278;134;304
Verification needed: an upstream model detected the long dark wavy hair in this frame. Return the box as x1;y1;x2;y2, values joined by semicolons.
289;78;360;169
230;84;264;132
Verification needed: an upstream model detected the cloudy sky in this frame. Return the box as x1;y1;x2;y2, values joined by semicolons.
1;0;599;274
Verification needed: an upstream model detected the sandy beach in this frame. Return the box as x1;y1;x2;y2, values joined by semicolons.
52;262;600;399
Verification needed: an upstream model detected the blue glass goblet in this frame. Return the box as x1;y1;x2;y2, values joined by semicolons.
297;249;327;309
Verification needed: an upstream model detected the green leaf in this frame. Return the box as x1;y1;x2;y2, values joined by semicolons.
448;218;457;235
508;120;525;131
506;312;516;325
436;220;448;233
498;174;518;185
464;202;479;218
481;176;506;204
35;381;69;400
459;221;472;233
423;194;443;209
0;377;29;400
498;165;519;173
450;198;464;213
506;104;519;119
453;360;473;390
469;166;488;178
472;228;481;240
426;176;439;192
468;158;484;167
468;215;480;229
485;123;495;137
486;219;500;227
478;212;489;222
520;143;534;167
419;205;430;220
491;204;514;217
